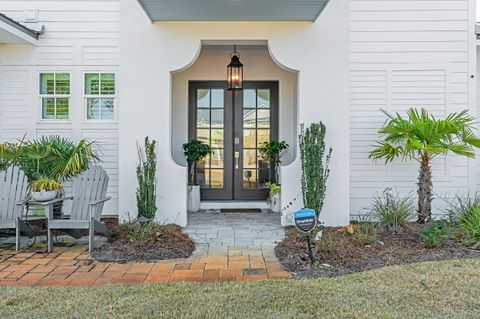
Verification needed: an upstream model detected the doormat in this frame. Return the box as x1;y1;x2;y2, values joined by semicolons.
220;208;263;213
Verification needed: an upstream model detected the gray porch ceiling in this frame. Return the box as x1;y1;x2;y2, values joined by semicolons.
137;0;330;21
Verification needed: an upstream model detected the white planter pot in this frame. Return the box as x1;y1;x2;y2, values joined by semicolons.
187;185;201;213
30;190;57;202
270;192;281;213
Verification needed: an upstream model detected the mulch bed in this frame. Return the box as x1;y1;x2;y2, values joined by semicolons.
92;223;196;262
275;224;480;279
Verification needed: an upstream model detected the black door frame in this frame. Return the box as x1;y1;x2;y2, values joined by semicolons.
188;80;279;201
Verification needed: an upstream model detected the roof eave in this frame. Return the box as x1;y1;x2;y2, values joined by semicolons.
0;13;41;45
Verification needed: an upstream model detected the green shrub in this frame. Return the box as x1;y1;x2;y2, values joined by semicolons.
443;193;480;248
183;139;211;186
352;214;379;245
136;137;157;220
420;220;450;248
458;206;480;248
29;177;62;192
0;135;98;181
370;188;415;233
299;122;332;217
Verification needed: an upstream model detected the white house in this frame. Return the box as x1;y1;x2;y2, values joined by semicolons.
0;0;478;227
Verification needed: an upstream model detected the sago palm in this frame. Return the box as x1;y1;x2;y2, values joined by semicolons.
369;108;480;223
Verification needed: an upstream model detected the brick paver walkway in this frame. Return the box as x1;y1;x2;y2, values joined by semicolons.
0;212;291;286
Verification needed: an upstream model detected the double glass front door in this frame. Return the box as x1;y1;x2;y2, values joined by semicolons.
189;81;278;201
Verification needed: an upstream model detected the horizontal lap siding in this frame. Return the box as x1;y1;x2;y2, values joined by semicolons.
0;1;120;215
477;48;480;191
349;0;471;216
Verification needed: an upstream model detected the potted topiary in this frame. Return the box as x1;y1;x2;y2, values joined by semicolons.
265;182;281;213
183;139;211;213
29;177;62;202
260;140;288;213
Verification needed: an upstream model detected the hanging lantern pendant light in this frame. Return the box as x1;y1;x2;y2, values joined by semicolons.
227;45;243;91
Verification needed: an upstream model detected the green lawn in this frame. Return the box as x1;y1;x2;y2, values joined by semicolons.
1;259;479;319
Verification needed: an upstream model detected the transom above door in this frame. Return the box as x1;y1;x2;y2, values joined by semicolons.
189;81;278;201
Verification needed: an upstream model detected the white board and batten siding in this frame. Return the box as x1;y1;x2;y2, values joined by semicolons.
0;1;120;215
349;0;477;217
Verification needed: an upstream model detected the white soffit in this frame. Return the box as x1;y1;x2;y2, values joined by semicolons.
0;14;40;45
137;0;330;22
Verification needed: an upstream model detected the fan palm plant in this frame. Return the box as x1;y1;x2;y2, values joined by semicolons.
369;108;480;223
0;135;99;182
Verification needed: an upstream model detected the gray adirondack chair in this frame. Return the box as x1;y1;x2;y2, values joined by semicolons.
39;166;112;253
0;166;34;251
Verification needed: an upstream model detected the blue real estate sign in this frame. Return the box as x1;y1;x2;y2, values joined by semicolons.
293;209;316;233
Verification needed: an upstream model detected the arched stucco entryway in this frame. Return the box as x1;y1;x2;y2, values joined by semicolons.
119;0;350;227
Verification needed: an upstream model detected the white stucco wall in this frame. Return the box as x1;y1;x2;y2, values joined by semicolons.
120;0;350;226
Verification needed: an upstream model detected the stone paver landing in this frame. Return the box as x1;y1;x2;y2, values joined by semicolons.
0;212;291;286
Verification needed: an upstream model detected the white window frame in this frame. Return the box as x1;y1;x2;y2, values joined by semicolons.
38;72;71;122
83;72;117;122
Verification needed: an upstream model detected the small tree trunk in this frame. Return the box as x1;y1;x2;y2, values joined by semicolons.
417;153;432;223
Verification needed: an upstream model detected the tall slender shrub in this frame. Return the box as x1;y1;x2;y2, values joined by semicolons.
299;122;332;218
136;137;157;220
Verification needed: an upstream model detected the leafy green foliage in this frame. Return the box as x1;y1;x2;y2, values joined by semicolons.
29;177;62;192
299;122;332;217
458;206;480;249
352;214;379;245
420;220;450;248
136;137;157;220
370;188;415;233
369;108;480;223
265;182;281;206
442;193;480;248
183;139;211;185
0;135;99;183
259;140;289;183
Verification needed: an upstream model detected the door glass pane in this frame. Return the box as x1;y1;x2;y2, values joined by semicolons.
243;170;257;188
257;109;270;128
257;169;269;187
243;150;257;168
243;89;256;108
203;154;210;169
243;129;256;148
243;109;256;128
257;129;270;147
211;89;224;108
210;129;224;148
197;89;210;108
210;169;224;188
197;109;210;127
202;169;210;188
210;149;224;168
257;89;270;108
197;129;210;145
211;109;224;128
